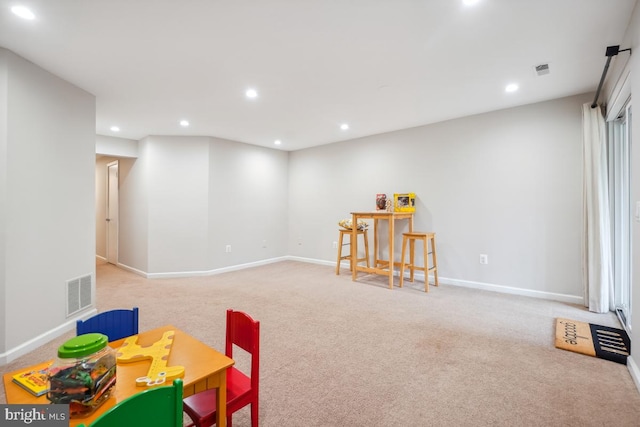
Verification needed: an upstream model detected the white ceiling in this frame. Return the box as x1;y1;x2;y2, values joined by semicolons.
0;0;636;151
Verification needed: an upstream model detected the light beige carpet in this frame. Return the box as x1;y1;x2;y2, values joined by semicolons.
2;260;640;426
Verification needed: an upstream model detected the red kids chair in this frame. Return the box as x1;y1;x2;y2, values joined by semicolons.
183;309;260;427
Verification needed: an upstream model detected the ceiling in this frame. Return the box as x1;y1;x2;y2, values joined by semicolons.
0;0;636;151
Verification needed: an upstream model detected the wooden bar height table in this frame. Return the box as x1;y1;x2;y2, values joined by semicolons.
350;211;414;289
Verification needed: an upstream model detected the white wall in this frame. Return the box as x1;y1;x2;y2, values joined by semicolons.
96;135;137;158
289;93;590;302
96;156;123;259
117;146;149;273
146;136;210;273
0;48;95;362
95;156;110;259
115;136;289;276
0;49;7;352
207;138;289;269
95;136;139;261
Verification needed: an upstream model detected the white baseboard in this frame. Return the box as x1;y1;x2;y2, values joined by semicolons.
332;260;583;304
628;355;640;395
287;256;335;266
1;257;590;367
117;257;289;279
114;262;149;277
113;257;584;305
0;309;97;365
443;277;584;305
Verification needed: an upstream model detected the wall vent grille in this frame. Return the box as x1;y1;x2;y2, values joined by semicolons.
67;274;92;316
535;63;550;76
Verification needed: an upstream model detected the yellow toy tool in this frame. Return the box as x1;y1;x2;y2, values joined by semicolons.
116;330;185;387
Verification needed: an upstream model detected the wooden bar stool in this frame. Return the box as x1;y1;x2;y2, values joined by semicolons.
399;232;439;292
336;228;370;275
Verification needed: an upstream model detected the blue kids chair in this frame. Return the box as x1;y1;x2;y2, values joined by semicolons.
76;307;139;342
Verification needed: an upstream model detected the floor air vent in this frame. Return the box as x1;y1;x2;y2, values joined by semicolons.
67;274;92;316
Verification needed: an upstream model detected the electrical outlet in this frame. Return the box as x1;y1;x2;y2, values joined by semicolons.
332;241;338;249
225;245;231;253
479;254;488;264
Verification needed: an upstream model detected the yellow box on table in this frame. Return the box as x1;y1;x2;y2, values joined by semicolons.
393;193;416;212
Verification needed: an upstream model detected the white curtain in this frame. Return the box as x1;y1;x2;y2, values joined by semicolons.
582;103;614;313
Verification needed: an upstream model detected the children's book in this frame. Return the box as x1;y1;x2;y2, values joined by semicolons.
12;364;50;396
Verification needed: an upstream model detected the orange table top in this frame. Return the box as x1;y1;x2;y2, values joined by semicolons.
3;325;234;427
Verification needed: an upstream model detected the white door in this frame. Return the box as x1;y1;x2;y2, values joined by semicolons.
107;161;119;265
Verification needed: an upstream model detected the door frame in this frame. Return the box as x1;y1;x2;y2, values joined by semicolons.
609;102;632;331
106;160;119;265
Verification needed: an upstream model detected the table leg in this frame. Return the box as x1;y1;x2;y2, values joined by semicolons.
351;213;358;281
388;217;394;289
217;370;227;427
374;218;379;267
409;238;415;282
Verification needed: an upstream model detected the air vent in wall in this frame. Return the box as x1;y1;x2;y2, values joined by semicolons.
535;63;550;76
67;274;92;316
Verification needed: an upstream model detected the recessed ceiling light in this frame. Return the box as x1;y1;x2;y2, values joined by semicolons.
462;0;480;6
180;120;189;127
246;88;258;99
505;83;519;93
340;123;349;130
11;6;35;20
274;140;282;146
110;126;120;132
